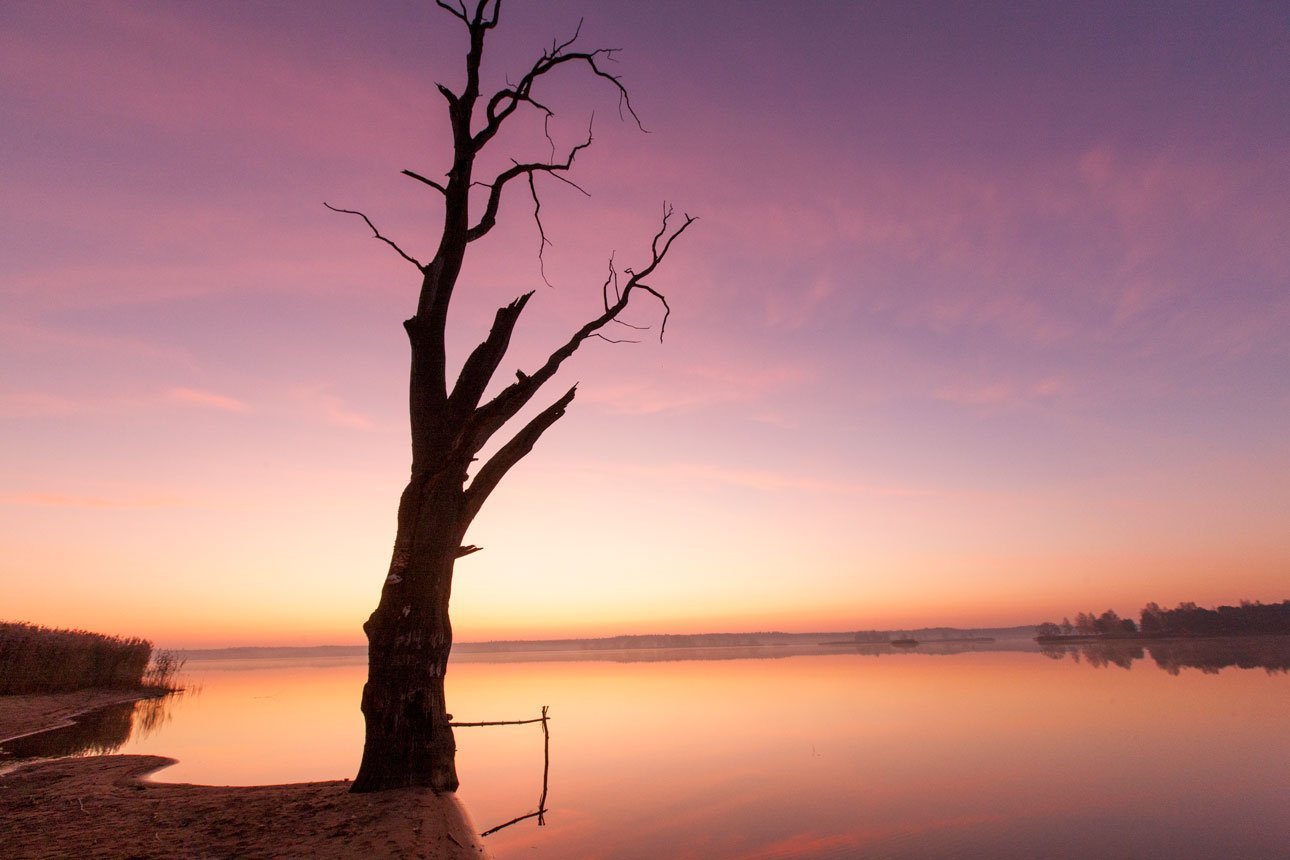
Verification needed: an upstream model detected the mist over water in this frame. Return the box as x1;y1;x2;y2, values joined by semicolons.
7;640;1288;859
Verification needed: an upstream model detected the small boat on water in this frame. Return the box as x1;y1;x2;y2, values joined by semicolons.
890;638;919;647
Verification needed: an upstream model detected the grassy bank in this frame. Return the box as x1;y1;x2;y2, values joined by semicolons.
0;621;182;695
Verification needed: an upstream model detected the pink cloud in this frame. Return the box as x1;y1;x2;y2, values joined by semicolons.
933;376;1064;407
0;391;81;418
1077;144;1289;273
934;382;1014;406
317;396;373;431
565;460;933;498
291;387;374;430
0;315;191;362
1111;277;1176;327
168;386;249;413
763;272;835;330
1031;375;1064;397
715;145;1290;356
1077;144;1224;225
582;361;814;415
0;3;428;165
0;492;186;509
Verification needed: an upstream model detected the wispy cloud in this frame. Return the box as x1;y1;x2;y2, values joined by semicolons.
317;394;372;430
0;315;191;361
0;492;186;509
563;460;934;499
292;387;373;430
0;3;422;165
583;361;814;416
933;376;1065;407
763;271;836;330
168;386;249;412
0;391;82;418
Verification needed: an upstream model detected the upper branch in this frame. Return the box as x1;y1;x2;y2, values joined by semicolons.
435;0;470;23
630;203;694;286
474;21;640;152
401;169;448;195
631;283;672;339
465;130;593;242
448;291;535;416
324;203;425;270
464;206;695;455
436;0;499;30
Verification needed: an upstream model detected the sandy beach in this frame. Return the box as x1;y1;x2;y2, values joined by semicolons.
0;690;489;859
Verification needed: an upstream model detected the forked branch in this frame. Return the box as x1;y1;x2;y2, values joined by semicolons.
463;206;695;456
467;129;594;242
434;0;499;29
449;291;535;416
461;385;578;526
474;18;641;151
433;0;469;23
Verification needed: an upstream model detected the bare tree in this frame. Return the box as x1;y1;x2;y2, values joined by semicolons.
330;1;694;792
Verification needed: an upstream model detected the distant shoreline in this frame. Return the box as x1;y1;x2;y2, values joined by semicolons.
177;626;1036;660
822;637;997;646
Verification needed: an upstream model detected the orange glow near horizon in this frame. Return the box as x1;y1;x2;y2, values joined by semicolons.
4;475;1288;647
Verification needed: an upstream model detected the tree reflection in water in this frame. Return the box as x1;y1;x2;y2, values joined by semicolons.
467;705;551;839
0;691;185;763
1039;636;1290;675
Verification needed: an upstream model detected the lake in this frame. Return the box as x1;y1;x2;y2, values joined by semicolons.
5;639;1288;859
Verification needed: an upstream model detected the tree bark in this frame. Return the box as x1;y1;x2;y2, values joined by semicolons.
352;313;468;792
352;461;464;792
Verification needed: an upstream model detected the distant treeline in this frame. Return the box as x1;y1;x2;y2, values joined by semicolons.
0;621;182;695
579;632;774;649
851;628;1005;644
1037;599;1290;640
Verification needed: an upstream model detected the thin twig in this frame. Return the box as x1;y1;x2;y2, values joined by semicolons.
480;809;544;837
474;706;552;838
323;203;424;270
450;716;546;727
528;173;554;288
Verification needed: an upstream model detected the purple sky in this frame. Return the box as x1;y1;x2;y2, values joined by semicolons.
3;1;1288;645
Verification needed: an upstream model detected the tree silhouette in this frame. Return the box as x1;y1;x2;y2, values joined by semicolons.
330;2;693;792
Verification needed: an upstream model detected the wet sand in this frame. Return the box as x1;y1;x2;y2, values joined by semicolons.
0;690;489;859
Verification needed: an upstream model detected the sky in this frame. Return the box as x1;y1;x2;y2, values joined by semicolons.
2;1;1288;647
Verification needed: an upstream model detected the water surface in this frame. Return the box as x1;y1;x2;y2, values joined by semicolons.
6;640;1287;859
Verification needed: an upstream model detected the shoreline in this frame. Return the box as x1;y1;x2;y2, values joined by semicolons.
0;689;490;859
0;687;168;746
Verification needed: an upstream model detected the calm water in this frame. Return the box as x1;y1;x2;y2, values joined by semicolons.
6;641;1289;859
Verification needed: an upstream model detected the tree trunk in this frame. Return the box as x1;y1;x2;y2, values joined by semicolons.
351;465;464;793
352;631;457;792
